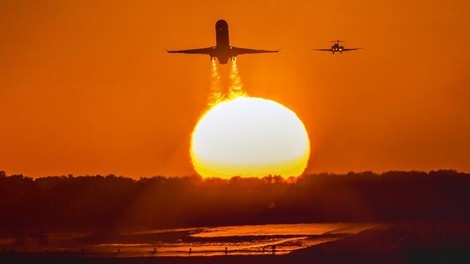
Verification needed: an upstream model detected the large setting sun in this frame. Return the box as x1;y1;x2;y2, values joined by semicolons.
191;97;310;179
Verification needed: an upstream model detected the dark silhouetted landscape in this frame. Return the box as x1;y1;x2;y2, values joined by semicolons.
1;170;469;232
1;170;470;263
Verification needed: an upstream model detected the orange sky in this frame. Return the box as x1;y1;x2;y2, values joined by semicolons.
1;0;469;178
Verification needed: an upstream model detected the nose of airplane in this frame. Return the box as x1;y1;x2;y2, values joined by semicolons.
216;19;228;29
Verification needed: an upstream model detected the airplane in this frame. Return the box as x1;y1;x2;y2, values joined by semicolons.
313;40;362;54
167;19;279;64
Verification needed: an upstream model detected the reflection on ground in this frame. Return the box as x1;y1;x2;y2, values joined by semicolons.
0;223;375;257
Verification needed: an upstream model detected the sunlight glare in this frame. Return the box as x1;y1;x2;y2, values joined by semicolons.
191;97;310;179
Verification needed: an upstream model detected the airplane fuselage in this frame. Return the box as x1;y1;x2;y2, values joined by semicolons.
331;43;344;54
213;20;232;64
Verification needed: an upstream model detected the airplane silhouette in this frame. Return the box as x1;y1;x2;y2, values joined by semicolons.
167;19;278;64
313;40;362;54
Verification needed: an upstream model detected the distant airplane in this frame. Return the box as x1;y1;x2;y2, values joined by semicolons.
167;19;279;64
313;40;362;54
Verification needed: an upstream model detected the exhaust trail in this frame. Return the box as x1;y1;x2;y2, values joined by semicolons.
208;59;224;107
228;57;247;99
207;58;247;111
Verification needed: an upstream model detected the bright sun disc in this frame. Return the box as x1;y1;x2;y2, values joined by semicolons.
191;97;310;179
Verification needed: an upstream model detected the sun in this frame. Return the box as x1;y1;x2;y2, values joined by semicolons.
191;97;310;179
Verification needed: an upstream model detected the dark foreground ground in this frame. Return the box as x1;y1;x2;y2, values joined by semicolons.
2;223;470;264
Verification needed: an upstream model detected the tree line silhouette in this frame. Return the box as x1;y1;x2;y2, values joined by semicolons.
0;170;469;235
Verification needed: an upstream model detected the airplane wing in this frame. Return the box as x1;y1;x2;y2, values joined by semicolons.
313;48;332;52
166;47;214;55
342;48;362;51
230;46;279;56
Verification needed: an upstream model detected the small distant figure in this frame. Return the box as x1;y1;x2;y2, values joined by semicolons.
189;247;192;255
271;245;276;254
312;40;362;54
153;247;157;254
224;247;228;255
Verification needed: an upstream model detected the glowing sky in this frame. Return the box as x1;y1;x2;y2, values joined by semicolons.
1;0;469;177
